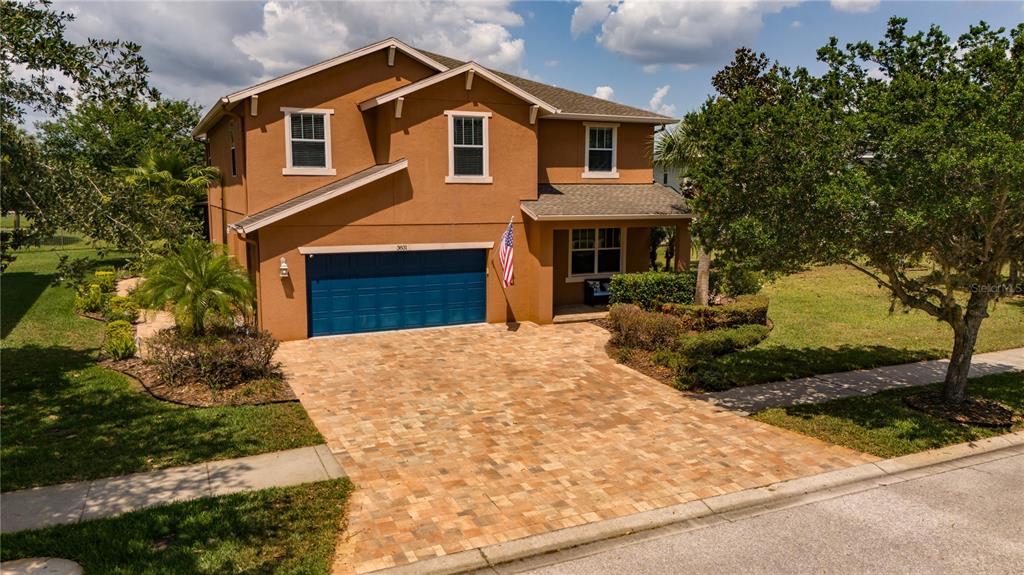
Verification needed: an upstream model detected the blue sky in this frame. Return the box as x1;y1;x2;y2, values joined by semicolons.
55;1;1023;120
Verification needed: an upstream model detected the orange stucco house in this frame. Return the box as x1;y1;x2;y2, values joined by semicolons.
195;38;690;340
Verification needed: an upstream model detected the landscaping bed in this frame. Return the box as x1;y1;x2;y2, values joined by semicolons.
752;371;1023;458
0;479;353;574
1;249;323;491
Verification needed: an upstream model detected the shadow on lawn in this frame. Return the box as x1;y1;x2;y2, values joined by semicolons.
1;271;53;339
707;343;945;388
1;345;283;491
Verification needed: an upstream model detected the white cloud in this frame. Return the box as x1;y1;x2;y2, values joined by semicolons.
593;85;615;100
642;64;660;74
59;1;530;109
649;84;676;116
544;59;560;67
830;0;880;13
791;20;802;28
571;0;800;68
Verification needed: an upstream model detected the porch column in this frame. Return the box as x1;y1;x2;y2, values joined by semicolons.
674;220;691;271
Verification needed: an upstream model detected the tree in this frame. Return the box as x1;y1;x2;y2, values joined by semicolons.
688;19;1024;405
117;149;220;204
136;240;254;336
654;117;710;303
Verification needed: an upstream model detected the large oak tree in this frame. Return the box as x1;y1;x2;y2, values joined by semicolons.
687;18;1023;404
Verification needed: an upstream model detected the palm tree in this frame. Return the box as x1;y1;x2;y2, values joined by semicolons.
117;150;220;202
136;239;254;336
653;119;712;305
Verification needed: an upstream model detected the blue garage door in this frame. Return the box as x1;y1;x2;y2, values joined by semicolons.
307;249;487;336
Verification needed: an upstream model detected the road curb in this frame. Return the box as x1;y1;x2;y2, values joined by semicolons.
364;431;1024;575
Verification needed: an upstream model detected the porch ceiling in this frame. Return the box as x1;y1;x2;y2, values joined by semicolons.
521;183;691;221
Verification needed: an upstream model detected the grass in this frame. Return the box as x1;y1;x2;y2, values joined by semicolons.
753;371;1023;458
1;249;323;492
0;479;353;574
701;265;1024;389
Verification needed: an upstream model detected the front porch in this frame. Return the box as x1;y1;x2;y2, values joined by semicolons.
552;303;608;324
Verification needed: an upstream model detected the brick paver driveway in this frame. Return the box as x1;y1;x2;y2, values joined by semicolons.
279;322;874;574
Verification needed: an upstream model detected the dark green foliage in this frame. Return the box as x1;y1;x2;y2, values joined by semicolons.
608;304;686;351
662;295;769;331
103;320;135;360
655;324;771;391
716;260;766;296
609;271;699;309
147;327;281;390
104;295;139;323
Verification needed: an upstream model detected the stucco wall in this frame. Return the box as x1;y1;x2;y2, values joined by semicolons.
537;121;654;184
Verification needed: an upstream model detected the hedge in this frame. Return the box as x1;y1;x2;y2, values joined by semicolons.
661;294;769;331
609;271;698;310
608;304;685;351
104;320;136;360
653;324;771;391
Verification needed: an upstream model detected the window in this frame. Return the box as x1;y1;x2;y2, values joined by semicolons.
229;122;237;177
663;172;668;185
446;111;492;183
584;124;618;178
570;227;622;277
281;107;335;176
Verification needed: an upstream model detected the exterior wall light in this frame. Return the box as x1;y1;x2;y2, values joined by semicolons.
279;257;289;278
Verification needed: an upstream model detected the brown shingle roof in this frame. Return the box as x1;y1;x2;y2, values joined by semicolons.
419;51;676;123
522;183;690;220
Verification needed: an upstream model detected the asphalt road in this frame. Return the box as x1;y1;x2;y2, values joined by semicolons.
496;452;1024;575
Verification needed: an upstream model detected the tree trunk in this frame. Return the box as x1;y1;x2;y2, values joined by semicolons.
695;247;711;306
942;294;990;404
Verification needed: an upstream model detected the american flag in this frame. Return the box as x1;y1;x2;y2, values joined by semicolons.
499;218;514;288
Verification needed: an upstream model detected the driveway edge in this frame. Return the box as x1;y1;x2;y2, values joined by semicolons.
365;431;1024;575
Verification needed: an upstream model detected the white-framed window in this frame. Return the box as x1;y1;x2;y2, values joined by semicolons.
569;227;623;277
281;107;336;176
445;110;492;184
583;123;619;178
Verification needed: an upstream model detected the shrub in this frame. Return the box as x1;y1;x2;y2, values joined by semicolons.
104;320;136;360
74;283;109;313
147;327;280;390
93;270;117;293
609;271;698;310
608;303;685;351
654;324;771;391
715;260;766;297
105;295;140;323
661;295;769;331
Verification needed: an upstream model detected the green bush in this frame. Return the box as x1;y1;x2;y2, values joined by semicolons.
147;327;280;390
654;324;771;391
105;295;140;323
74;283;109;313
609;271;698;310
608;303;685;351
716;260;766;297
93;270;117;293
104;320;136;360
661;294;769;331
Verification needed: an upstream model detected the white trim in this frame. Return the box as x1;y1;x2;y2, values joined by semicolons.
522;211;692;222
545;112;678;125
446;110;491;184
359;63;559;114
583;123;618;179
300;241;494;255
394;97;404;119
193;38;448;137
387;45;396;66
529;105;539;125
465;69;475;90
282;107;335;176
250;95;259;116
565;274;616;284
567;227;625;279
230;159;408;234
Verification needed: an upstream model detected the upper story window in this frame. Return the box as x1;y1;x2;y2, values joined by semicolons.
570;227;622;277
445;110;492;184
228;121;237;177
583;123;619;179
281;107;336;176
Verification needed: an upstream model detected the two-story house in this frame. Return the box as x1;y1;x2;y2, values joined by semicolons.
194;38;691;340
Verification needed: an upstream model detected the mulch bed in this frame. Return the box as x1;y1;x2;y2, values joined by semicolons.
604;343;678;388
903;391;1016;428
101;357;297;408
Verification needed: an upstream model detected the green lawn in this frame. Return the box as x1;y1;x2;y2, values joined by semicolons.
0;479;353;574
1;249;323;492
702;265;1024;388
753;371;1023;458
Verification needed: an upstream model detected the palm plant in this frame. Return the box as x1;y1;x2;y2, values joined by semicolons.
117;150;220;202
653;118;712;304
136;239;254;336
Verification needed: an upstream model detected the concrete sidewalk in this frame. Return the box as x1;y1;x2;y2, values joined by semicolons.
0;445;345;533
693;347;1024;414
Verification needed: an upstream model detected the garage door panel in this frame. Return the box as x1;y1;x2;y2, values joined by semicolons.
307;249;487;336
